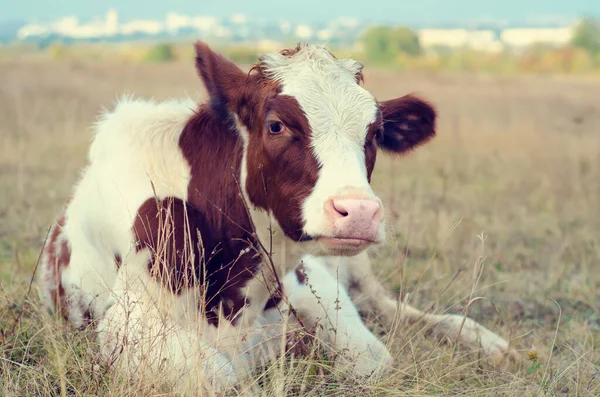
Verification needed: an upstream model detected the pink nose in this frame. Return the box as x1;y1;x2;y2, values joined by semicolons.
324;198;383;241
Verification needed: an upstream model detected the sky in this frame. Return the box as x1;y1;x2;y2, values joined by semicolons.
1;0;599;24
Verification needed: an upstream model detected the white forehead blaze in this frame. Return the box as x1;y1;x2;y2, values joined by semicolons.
260;46;384;240
260;46;378;159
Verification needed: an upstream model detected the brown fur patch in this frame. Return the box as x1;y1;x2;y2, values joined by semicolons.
294;261;307;285
364;111;383;181
263;283;283;311
132;195;260;327
41;204;71;320
243;94;320;241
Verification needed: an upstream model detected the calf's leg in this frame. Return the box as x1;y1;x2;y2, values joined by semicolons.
248;254;394;378
338;251;518;365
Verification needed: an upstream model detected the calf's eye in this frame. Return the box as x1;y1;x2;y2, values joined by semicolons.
268;121;285;135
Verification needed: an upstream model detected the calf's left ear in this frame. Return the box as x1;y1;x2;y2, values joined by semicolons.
377;94;437;154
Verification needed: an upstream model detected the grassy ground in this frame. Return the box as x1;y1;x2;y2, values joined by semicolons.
0;57;599;396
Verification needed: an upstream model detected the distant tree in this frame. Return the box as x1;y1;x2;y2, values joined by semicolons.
361;25;421;64
570;17;600;55
361;25;395;63
225;46;258;64
144;43;175;62
389;26;421;56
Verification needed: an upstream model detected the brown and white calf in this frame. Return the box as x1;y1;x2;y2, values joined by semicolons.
38;41;514;391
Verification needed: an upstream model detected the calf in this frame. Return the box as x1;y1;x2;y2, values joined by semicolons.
38;41;514;391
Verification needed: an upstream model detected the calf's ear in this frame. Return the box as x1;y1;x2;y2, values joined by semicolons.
193;41;247;114
377;94;436;154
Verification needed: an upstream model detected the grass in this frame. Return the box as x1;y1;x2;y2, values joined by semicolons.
0;57;599;396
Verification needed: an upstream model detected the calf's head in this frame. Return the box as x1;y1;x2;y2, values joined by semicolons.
194;41;436;256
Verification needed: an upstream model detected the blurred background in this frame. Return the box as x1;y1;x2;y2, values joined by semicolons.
1;0;600;73
1;1;600;395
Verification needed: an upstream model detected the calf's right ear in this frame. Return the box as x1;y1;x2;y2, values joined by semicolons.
193;41;247;112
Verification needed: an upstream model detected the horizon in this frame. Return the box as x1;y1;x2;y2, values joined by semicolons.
3;0;600;25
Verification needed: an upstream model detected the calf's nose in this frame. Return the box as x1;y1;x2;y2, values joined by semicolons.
325;198;383;240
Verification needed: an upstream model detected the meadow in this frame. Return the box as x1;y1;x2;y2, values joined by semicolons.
0;54;599;395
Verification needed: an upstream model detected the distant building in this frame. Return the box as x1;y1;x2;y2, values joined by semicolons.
230;14;246;25
418;29;503;52
120;20;163;36
18;9;124;39
500;27;575;49
295;25;313;40
17;23;49;40
165;12;219;35
317;29;332;41
106;9;118;36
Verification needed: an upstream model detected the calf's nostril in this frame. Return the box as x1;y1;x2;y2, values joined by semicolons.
332;201;349;217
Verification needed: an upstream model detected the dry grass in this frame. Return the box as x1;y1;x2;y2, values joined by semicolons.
0;57;599;396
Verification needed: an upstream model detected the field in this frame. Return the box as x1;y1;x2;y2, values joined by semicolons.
0;55;599;396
